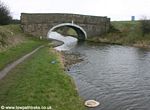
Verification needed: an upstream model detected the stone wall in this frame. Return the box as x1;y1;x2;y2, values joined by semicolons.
21;13;110;38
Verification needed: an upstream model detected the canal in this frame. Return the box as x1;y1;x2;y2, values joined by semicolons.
49;32;150;110
69;42;150;110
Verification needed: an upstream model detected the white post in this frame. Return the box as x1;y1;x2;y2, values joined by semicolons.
72;20;74;24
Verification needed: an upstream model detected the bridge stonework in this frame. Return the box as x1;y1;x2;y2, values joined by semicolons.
21;13;110;38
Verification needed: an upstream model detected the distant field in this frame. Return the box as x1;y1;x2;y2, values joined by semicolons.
111;21;140;32
88;21;150;47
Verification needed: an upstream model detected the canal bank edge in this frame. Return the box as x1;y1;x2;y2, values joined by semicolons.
49;49;86;108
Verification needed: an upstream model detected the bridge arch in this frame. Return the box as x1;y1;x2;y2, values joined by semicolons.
47;23;87;40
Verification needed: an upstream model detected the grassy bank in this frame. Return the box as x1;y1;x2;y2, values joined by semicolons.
87;21;150;48
0;25;48;70
0;39;46;70
0;47;85;110
0;24;25;49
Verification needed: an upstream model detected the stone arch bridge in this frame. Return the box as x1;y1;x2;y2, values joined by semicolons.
21;13;110;40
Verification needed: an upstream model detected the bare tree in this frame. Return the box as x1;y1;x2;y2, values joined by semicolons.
0;0;12;25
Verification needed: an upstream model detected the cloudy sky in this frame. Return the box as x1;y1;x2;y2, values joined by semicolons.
1;0;150;21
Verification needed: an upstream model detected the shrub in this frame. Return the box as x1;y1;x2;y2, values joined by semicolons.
109;24;120;33
140;17;150;36
0;1;12;25
11;19;20;24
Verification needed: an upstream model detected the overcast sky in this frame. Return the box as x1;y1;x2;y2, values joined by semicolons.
1;0;150;21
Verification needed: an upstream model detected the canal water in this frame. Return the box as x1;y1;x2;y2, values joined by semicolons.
69;42;150;110
49;32;150;110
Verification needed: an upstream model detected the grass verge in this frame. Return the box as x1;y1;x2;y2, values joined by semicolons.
0;47;85;110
